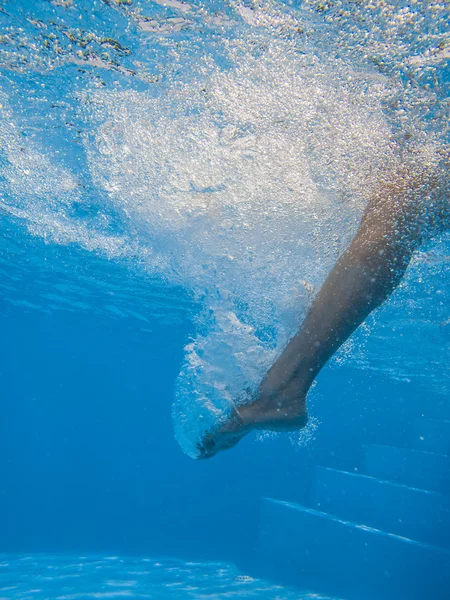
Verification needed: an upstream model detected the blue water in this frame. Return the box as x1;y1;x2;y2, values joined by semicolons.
1;0;449;599
1;554;337;599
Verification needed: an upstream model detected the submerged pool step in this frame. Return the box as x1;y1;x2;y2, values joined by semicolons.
411;418;450;456
363;443;450;494
312;466;450;548
256;497;450;600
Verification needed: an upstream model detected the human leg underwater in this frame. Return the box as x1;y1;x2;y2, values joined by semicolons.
197;167;448;459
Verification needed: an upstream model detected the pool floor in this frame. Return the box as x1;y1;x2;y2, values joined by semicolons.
0;554;337;600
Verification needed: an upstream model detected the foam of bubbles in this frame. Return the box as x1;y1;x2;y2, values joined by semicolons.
79;24;396;455
0;93;155;264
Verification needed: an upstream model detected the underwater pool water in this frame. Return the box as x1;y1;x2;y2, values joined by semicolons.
0;1;449;599
0;554;338;600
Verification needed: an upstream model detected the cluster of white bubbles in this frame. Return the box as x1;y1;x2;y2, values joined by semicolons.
0;0;447;457
84;35;398;456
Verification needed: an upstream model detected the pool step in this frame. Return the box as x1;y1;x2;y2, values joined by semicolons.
363;443;450;494
411;418;450;456
313;466;450;548
257;497;450;600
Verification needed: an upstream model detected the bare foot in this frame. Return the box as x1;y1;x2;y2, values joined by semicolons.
195;377;308;459
196;405;252;459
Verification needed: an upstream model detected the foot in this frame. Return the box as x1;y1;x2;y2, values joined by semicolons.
195;378;308;459
196;406;252;459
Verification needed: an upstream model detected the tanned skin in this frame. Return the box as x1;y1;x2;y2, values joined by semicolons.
197;169;442;459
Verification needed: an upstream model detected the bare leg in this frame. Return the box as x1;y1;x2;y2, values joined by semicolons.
197;172;429;458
